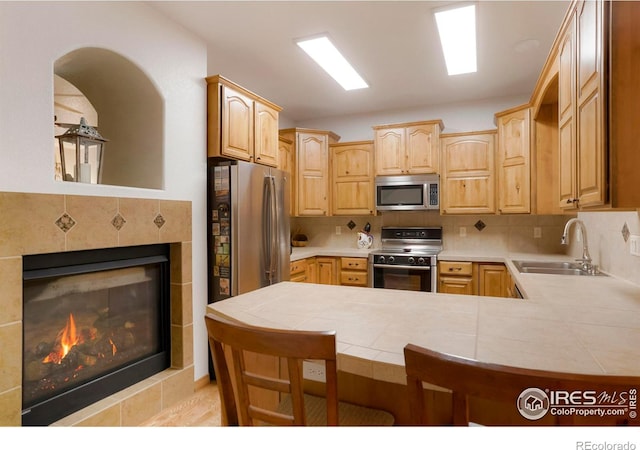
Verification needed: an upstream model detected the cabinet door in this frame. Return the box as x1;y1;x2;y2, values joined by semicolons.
575;0;606;208
297;133;329;216
331;142;374;216
497;108;531;214
221;85;253;162
278;137;295;216
558;13;578;210
317;257;337;285
305;257;317;283
441;133;496;214
477;264;508;298
254;102;279;167
374;128;406;175
406;124;439;174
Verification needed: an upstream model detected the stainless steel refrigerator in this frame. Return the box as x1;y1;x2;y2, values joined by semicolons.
207;160;290;304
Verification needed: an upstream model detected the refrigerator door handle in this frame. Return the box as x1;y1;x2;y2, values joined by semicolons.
269;175;278;283
262;175;279;284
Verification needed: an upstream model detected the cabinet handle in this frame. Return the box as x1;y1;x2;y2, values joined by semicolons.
449;267;462;271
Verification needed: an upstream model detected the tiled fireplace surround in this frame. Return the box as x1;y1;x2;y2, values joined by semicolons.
0;192;194;426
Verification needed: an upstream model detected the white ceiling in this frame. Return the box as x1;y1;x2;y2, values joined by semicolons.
150;1;570;122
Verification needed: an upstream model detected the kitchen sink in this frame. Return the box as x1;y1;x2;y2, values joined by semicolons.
512;260;607;276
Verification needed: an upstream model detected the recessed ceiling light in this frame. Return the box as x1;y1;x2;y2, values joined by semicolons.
434;3;477;76
295;35;369;91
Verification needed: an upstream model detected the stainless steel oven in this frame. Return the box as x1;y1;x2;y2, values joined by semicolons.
368;227;442;293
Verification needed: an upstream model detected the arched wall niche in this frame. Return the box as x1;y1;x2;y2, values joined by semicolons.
54;47;164;189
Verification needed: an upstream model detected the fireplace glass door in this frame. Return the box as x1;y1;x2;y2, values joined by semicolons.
22;244;170;426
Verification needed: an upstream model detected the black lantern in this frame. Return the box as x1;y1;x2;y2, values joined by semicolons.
56;117;108;183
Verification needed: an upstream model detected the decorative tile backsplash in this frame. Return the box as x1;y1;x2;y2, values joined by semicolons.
292;213;571;255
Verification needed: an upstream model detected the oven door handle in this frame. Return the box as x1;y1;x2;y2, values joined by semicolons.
372;264;433;271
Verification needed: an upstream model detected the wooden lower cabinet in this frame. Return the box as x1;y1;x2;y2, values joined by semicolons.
339;257;368;287
438;261;514;299
290;256;368;287
289;258;315;283
438;261;474;295
477;263;509;298
317;257;338;285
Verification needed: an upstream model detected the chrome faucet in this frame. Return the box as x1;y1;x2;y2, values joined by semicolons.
561;218;593;272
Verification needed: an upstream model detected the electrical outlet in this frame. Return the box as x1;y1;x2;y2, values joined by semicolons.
303;360;326;382
630;235;640;256
534;227;542;239
459;226;467;237
335;226;341;235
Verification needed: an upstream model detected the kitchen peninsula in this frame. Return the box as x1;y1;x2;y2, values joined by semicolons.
207;257;640;425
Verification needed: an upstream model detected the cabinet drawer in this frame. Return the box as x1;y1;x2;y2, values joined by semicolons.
290;259;307;275
340;271;368;286
439;261;473;276
341;257;368;271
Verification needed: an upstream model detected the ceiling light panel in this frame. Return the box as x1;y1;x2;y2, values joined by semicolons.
296;35;368;91
434;3;477;76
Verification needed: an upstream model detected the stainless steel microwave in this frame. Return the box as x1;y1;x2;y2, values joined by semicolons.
375;174;440;211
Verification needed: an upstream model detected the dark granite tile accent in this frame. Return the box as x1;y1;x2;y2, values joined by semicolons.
55;213;76;233
154;213;166;229
112;213;126;231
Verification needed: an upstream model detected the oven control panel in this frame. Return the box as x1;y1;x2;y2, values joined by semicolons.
371;254;435;266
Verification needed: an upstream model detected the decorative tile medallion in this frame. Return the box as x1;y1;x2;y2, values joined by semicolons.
347;220;356;230
112;213;126;231
55;213;76;233
622;222;630;242
474;220;486;232
154;213;166;229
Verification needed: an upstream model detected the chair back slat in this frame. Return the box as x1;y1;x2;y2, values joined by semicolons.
205;312;339;426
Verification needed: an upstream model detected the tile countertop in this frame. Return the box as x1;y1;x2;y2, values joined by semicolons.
290;246;373;261
210;249;640;386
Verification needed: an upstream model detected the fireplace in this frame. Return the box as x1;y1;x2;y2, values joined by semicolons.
22;244;171;426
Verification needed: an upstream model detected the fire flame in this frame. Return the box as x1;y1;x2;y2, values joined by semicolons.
43;313;80;364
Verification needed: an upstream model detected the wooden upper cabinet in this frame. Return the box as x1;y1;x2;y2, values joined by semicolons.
374;127;404;175
279;128;340;217
495;105;531;214
207;75;281;167
254;102;280;167
440;131;496;215
558;14;578;210
278;136;294;216
330;141;374;216
575;0;606;209
555;0;606;210
373;120;443;175
221;85;253;162
298;133;328;216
